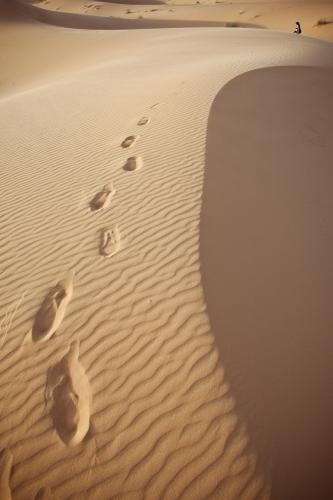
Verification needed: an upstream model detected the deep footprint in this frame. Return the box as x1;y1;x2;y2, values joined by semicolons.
123;156;143;172
90;183;115;212
100;225;121;257
121;135;138;148
32;271;74;343
0;448;13;500
137;116;150;126
46;340;91;447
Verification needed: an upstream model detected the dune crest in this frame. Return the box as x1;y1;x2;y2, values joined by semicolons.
1;2;333;497
32;271;74;342
46;340;91;447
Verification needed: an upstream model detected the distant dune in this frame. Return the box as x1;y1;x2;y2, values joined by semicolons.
14;0;333;41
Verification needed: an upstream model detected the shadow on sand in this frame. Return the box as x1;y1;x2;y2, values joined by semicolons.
200;66;333;500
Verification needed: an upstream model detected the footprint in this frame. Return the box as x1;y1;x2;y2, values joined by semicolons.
121;135;138;148
32;271;74;343
137;116;150;126
123;156;143;172
47;340;91;447
0;449;13;500
90;183;115;212
35;487;56;500
100;225;121;257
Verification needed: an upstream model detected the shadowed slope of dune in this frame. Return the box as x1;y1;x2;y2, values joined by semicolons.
201;65;333;500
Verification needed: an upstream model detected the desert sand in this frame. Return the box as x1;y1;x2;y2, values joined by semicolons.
1;0;333;499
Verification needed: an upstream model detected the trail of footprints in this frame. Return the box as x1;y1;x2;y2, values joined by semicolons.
2;115;150;499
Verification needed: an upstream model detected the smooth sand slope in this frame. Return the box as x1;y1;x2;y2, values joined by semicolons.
1;2;333;499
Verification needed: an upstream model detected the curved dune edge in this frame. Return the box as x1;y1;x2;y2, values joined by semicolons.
14;0;333;41
16;0;264;29
201;65;333;500
1;11;333;500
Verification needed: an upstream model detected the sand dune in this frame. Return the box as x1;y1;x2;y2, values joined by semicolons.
201;64;333;500
1;1;332;499
15;0;333;42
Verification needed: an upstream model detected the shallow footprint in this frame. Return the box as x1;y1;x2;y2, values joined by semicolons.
123;156;143;172
90;183;115;212
47;340;91;447
137;116;150;126
0;448;13;500
100;225;121;257
35;487;56;500
32;271;74;343
121;135;138;148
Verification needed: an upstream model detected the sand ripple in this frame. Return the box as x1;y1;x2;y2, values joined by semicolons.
2;25;331;500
